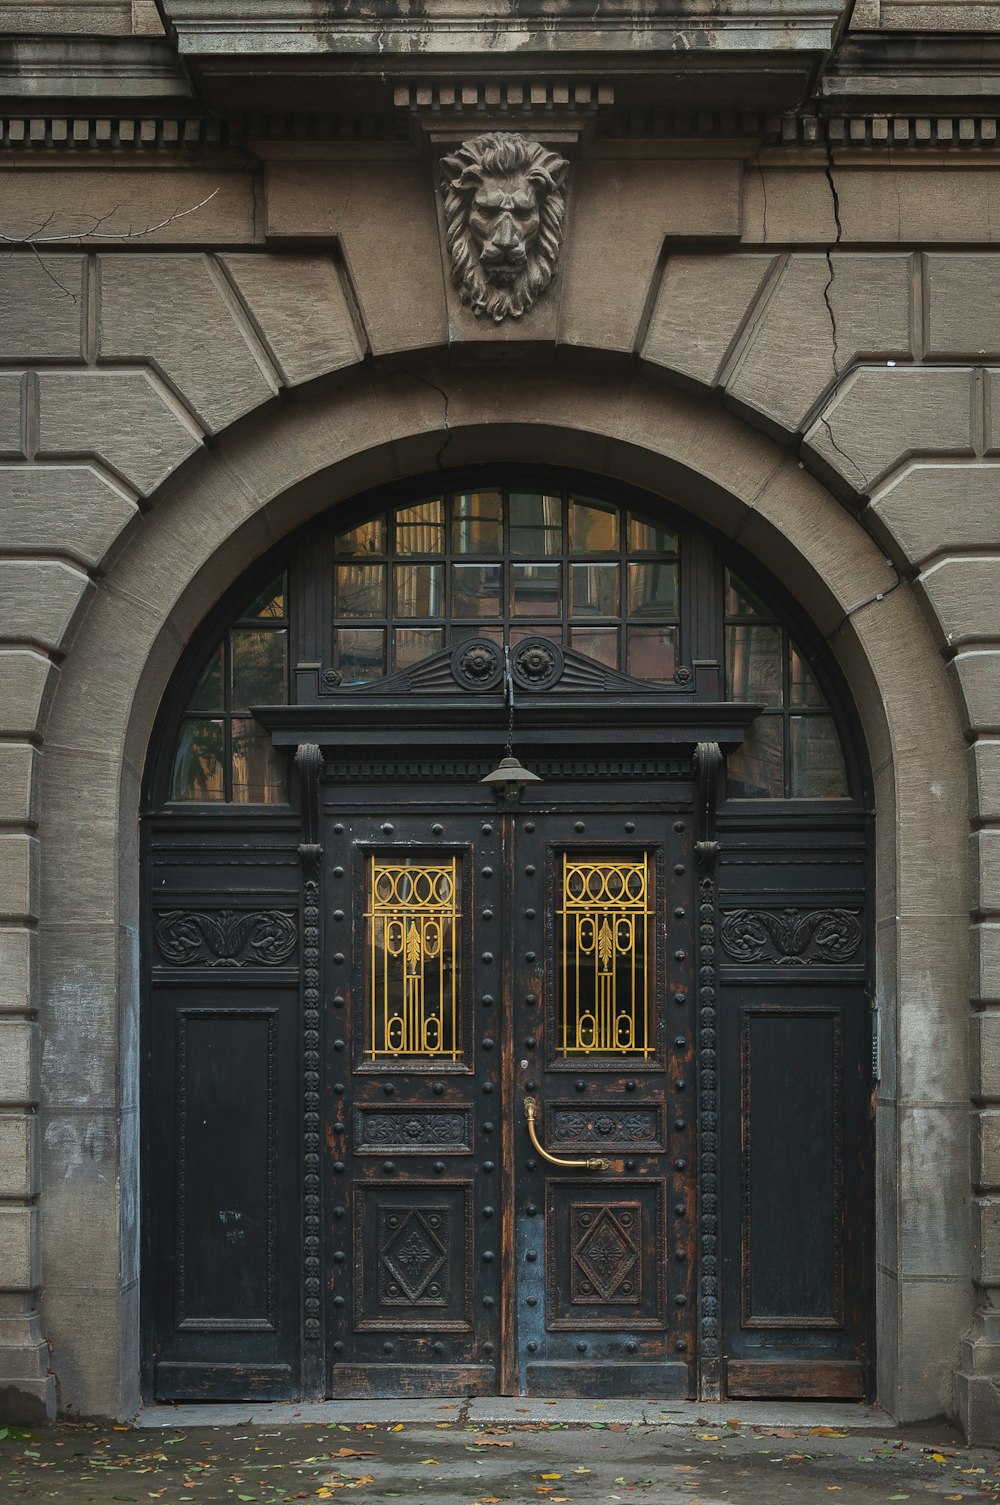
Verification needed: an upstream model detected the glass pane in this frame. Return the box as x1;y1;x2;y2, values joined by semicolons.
394;563;444;618
452;491;503;554
569;497;618;554
725;569;772;619
335;564;386;618
727;716;784;798
452;623;504;646
188;645;224;712
394;626;444;670
509;624;562;646
334;517;386;557
570;563;619;617
790;643;828;707
395;499;445;556
569;626;619;669
628;513;676;554
170;718;225;801
510;491;562;556
451;563;501;617
366;855;462;1061
790;715;849;798
557;852;653;1057
628;561;678;618
232;718;288;804
334;626;385;684
243;574;286;620
511;563;561;617
231;628;287;710
725;624;783;705
627;624;678;682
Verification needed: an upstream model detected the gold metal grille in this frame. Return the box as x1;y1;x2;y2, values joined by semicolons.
366;857;461;1059
559;853;651;1056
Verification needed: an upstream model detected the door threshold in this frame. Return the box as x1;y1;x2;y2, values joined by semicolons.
135;1397;886;1429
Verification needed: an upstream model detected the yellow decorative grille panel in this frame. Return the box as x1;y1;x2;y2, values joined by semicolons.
559;853;652;1056
366;857;461;1060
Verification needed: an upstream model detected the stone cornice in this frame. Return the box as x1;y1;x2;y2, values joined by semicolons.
0;36;191;103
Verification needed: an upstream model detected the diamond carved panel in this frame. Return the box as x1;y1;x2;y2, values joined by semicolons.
354;1182;473;1331
571;1204;641;1304
546;1180;666;1331
379;1208;449;1305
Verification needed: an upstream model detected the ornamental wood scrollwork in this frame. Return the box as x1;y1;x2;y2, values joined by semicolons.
154;909;297;967
439;132;569;323
719;907;863;965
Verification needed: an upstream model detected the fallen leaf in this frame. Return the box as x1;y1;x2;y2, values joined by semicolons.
390;1424;405;1432
475;1438;514;1448
419;1458;441;1465
330;1449;377;1460
809;1428;849;1438
540;1474;562;1480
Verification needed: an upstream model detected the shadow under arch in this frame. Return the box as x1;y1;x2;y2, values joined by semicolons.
36;357;970;1421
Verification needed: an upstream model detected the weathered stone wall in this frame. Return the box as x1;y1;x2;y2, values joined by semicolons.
0;141;997;1437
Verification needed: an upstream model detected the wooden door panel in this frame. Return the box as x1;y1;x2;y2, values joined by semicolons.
545;1179;667;1329
353;1181;475;1330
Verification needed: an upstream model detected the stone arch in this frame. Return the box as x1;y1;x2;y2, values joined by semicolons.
36;357;969;1420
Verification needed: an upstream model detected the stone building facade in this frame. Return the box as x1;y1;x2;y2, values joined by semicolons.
2;0;1000;1444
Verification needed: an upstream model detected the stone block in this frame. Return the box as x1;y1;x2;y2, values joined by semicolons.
642;253;776;388
36;369;201;499
0;560;91;656
973;924;1000;1006
0;836;38;924
0;465;138;570
0;1298;55;1424
876;1266;900;1418
899;1106;969;1277
975;830;1000;917
0;170;255;246
927;257;1000;359
869;463;1000;569
0;1019;36;1104
40;1113;120;1290
99;254;278;435
879;1;1000;28
837;169;1000;247
560;159;742;355
897;1277;974;1422
264;162;447;356
971;741;1000;824
950;651;1000;735
219;254;365;386
0;650;57;740
0;931;35;1016
974;1109;1000;1190
804;366;975;495
984;372;1000;455
0;1206;39;1291
0;255;84;362
38;924;121;1110
0;744;39;827
726;253;913;436
897;915;971;1105
742;167;838;245
37;1283;125;1421
918;557;1000;650
876;1100;898;1274
0;1116;37;1198
0;373;25;458
973;1195;1000;1284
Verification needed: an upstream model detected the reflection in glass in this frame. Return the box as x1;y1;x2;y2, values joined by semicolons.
628;514;676;554
511;563;561;617
395;499;445;556
628;561;678;618
570;562;619;617
334;517;386;557
394;563;444;618
452;563;501;617
790;715;849;798
627;624;678;682
569;626;618;669
230;628;287;710
231;718;288;804
171;718;225;801
510;492;562;556
557;852;652;1057
725;624;783;705
725;569;771;619
569;497;618;554
188;645;224;712
790;643;827;707
334;626;385;683
244;575;286;620
452;491;502;554
335;564;386;618
509;624;561;646
367;855;461;1060
727;716;784;798
394;626;444;669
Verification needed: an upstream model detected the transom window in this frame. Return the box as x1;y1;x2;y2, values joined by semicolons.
331;487;680;685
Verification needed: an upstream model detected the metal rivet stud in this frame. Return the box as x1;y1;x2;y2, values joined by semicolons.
333;866;344;878
333;1039;344;1051
674;950;686;962
675;1118;686;1131
333;995;345;1008
675;1159;687;1172
625;1080;636;1093
333;1120;345;1134
674;864;685;875
483;1250;495;1262
676;1079;686;1091
483;1082;494;1095
526;1203;537;1216
381;823;394;834
675;992;687;1005
383;1083;395;1096
382;1161;395;1174
525;1037;536;1050
525;950;536;962
483;1296;495;1307
333;1295;345;1308
577;1341;588;1353
433;1082;444;1095
333;909;344;921
334;1083;345;1095
482;908;494;920
383;1341;394;1353
674;821;685;833
333;1207;346;1220
482;952;494;964
482;866;493;878
675;1295;687;1307
525;864;536;875
674;1036;686;1048
334;1161;345;1174
333;953;345;965
333;823;344;834
483;1161;495;1173
525;908;536;920
625;1159;636;1171
482;1037;495;1050
333;1340;344;1353
524;821;535;832
527;1341;538;1353
526;1158;537;1171
525;993;537;1006
676;1340;688;1353
433;1160;445;1173
575;1080;586;1093
626;1339;638;1353
432;823;443;835
674;907;685;918
484;1342;494;1355
482;823;493;835
526;1081;537;1092
483;1206;494;1217
674;1203;686;1216
625;821;635;833
483;1121;494;1133
574;821;585;833
433;1340;444;1354
333;1250;345;1263
674;1248;687;1261
526;1296;537;1307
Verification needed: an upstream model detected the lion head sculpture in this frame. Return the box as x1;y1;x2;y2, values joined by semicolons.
439;132;569;324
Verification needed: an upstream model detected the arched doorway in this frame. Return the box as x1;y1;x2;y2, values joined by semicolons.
142;468;873;1403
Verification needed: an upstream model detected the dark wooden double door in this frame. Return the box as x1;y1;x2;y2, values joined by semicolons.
325;774;695;1398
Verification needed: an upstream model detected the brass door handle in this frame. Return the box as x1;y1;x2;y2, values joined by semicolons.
523;1097;610;1172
